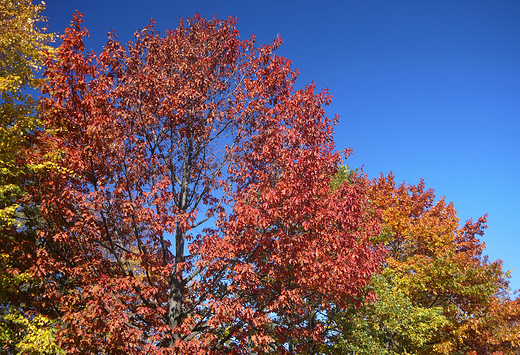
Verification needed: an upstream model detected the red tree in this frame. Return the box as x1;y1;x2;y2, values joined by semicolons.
31;13;384;353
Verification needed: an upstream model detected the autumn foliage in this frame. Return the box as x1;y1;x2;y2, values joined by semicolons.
369;174;519;354
11;13;385;353
0;0;63;352
2;8;519;355
325;172;520;354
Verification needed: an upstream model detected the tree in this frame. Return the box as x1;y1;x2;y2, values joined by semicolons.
0;0;54;225
327;172;519;354
0;1;61;353
30;13;385;353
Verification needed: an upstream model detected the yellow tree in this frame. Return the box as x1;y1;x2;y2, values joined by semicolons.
0;0;54;223
0;1;60;353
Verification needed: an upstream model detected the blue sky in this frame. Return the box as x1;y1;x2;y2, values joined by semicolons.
44;0;520;292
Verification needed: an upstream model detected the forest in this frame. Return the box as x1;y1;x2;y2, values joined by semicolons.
1;1;519;354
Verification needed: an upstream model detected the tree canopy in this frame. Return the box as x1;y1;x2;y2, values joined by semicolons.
1;7;518;355
0;0;61;353
321;171;520;355
21;13;385;353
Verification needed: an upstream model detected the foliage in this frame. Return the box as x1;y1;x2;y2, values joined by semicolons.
328;172;520;354
25;13;385;353
4;6;518;353
0;0;54;225
368;173;520;354
314;169;519;354
0;307;64;355
325;271;449;355
0;0;61;353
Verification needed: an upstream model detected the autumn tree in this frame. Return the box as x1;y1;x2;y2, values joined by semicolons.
29;13;384;353
325;171;519;354
0;0;62;353
0;0;54;225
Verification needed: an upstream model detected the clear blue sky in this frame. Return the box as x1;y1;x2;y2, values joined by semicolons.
44;0;520;292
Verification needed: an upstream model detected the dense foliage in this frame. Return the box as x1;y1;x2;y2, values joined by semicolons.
22;12;384;354
321;171;520;355
1;5;518;354
0;0;62;353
